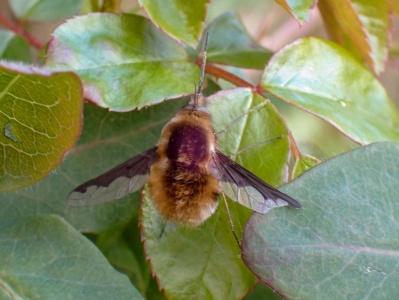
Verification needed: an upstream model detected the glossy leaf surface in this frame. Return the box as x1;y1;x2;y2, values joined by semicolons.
139;0;208;47
261;38;399;144
0;100;184;233
46;14;199;111
0;63;83;191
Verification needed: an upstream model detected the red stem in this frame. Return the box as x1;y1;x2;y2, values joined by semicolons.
195;57;254;89
0;12;42;50
287;129;301;162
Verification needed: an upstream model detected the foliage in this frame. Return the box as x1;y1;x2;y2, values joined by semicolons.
1;0;399;299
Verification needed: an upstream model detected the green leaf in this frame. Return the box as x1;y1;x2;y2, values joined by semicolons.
0;214;143;300
242;142;399;299
97;229;148;295
96;209;159;298
138;0;208;48
46;13;199;111
0;63;83;192
275;0;316;24
9;0;83;22
207;89;290;185
318;0;390;74
292;154;320;178
141;88;291;299
205;12;273;69
261;37;399;144
0;99;185;233
0;30;30;62
141;186;256;300
96;215;164;300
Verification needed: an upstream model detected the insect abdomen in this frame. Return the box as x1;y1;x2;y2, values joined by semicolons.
149;110;220;226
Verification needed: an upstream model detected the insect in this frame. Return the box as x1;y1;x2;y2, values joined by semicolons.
67;34;301;228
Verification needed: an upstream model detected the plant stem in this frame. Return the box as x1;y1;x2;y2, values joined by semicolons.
195;57;254;89
101;0;122;13
0;12;42;50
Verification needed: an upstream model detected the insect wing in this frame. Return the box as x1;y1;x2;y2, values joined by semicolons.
67;147;158;206
211;150;301;213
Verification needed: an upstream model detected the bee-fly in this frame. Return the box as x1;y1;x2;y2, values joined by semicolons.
67;33;301;227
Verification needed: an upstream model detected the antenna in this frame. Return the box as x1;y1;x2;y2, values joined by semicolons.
194;32;209;105
197;32;208;95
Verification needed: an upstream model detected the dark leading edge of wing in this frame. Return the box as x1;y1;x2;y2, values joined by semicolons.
212;150;301;213
67;147;158;206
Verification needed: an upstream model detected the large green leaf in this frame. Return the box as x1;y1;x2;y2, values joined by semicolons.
205;12;273;69
141;88;291;300
242;142;399;299
0;63;83;191
138;0;208;48
318;0;390;74
0;30;30;62
275;0;316;24
0;99;185;233
0;214;142;300
261;37;399;144
46;13;199;111
9;0;83;22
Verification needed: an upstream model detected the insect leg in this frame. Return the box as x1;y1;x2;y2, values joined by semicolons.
221;192;240;247
234;136;282;157
215;101;267;137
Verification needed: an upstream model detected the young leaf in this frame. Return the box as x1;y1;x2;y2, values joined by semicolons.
319;0;391;74
318;0;369;65
46;13;199;111
261;37;399;144
205;12;273;69
318;0;390;74
0;63;83;192
0;214;143;300
242;142;399;299
139;0;208;48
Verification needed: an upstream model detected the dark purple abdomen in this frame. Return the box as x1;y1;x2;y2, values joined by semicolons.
166;123;208;167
